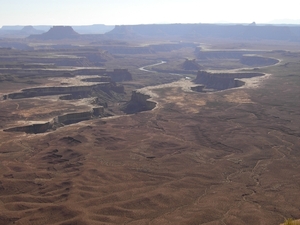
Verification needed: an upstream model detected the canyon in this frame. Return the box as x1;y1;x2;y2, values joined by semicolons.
0;24;299;225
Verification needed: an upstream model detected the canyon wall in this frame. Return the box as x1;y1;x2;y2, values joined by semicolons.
4;107;104;134
240;55;279;67
3;82;124;99
194;71;264;90
123;91;156;114
4;122;51;134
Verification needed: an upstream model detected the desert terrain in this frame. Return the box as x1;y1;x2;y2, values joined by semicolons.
0;24;300;225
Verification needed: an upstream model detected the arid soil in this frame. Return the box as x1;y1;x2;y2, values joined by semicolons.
0;41;300;225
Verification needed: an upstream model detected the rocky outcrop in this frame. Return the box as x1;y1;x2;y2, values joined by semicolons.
28;26;80;40
123;91;156;114
194;71;264;90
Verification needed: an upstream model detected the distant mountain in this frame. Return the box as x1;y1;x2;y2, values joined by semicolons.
1;24;114;34
28;26;80;40
105;25;141;39
0;25;44;38
105;23;300;41
20;26;44;35
72;24;114;34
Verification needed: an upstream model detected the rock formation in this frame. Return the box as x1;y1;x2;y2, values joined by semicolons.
3;79;125;100
4;107;104;134
104;25;140;39
106;69;133;82
21;26;43;35
122;91;156;114
28;26;80;40
3;122;51;134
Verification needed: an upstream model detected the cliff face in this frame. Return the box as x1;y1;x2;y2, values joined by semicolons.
123;91;156;114
107;69;133;82
4;122;51;134
4;107;104;134
194;71;264;90
55;112;93;125
4;78;127;100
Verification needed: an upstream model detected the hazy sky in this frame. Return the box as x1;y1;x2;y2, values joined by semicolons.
0;0;299;27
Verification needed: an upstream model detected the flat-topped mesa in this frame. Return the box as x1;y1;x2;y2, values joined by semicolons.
28;26;80;40
194;70;264;91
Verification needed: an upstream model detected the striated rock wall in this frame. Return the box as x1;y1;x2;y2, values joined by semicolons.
194;71;264;90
